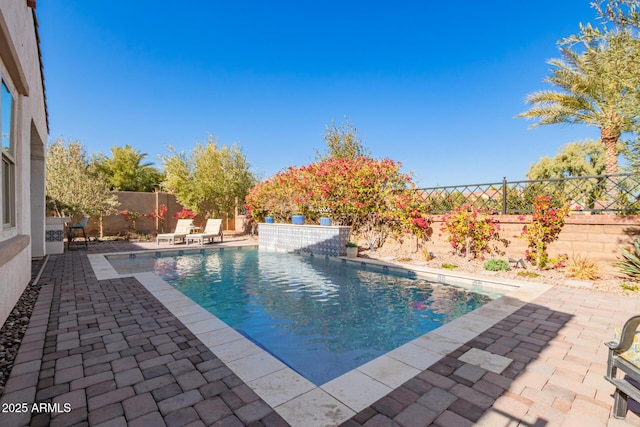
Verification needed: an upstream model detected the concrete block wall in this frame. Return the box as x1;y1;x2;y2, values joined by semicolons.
84;191;237;236
425;214;640;262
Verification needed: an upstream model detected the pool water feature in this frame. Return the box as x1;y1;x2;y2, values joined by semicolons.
108;247;501;386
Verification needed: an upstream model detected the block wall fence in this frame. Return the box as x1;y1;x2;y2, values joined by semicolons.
83;192;241;237
425;215;640;262
75;191;639;262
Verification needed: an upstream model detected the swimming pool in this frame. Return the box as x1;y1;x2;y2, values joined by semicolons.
108;247;502;385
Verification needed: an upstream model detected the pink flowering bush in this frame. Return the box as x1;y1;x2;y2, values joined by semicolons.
146;204;168;232
440;204;503;259
174;208;196;220
119;209;144;234
245;157;429;248
521;195;570;268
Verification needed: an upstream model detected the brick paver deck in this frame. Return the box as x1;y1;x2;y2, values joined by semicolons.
1;238;639;426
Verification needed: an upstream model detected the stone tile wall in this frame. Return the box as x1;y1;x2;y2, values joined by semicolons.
258;223;351;257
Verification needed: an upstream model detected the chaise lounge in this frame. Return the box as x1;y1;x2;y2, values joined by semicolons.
156;219;193;245
186;218;223;245
605;315;640;419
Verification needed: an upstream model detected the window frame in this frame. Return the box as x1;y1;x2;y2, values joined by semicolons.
1;78;15;228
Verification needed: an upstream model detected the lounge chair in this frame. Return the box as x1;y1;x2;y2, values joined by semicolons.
66;216;89;249
186;218;223;245
605;315;640;419
156;219;193;245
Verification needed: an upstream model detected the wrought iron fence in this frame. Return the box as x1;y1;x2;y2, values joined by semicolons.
415;173;640;215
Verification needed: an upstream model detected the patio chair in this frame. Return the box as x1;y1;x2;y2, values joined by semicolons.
186;218;223;245
604;315;640;419
66;216;89;249
156;219;193;245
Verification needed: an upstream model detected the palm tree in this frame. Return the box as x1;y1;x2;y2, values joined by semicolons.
518;28;640;204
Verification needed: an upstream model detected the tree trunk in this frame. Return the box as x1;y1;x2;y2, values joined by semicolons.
601;127;620;211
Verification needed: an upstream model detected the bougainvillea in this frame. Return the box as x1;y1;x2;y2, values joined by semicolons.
146;204;168;232
174;208;197;220
119;209;145;234
440;204;502;259
244;157;429;247
520;195;570;268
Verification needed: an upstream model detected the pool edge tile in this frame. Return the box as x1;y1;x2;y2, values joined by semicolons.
274;388;355;427
247;368;316;408
321;369;392;412
356;355;421;389
226;351;288;383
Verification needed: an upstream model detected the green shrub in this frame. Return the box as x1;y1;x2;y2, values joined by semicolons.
621;282;640;292
616;238;640;278
517;271;540;278
484;258;510;271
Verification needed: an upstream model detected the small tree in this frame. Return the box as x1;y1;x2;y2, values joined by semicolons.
93;144;163;192
526;140;607;180
46;139;119;225
315;116;371;161
162;136;256;218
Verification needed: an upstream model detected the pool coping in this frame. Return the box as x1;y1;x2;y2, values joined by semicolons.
88;245;552;427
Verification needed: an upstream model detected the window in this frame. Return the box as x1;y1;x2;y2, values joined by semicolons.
1;80;14;227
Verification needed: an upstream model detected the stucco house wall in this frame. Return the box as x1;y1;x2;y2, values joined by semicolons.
0;0;47;326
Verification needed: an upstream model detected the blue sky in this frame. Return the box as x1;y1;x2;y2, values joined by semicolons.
38;1;601;187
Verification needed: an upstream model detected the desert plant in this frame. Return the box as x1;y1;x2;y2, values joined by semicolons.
440;204;503;259
484;258;510;271
621;282;640;292
520;195;570;269
615;238;640;278
566;254;601;280
517;271;541;278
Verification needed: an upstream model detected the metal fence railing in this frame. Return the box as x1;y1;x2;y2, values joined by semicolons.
415;173;640;215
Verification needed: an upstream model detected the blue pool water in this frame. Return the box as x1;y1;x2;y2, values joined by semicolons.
109;248;498;385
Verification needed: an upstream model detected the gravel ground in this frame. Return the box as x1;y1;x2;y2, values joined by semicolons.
361;239;640;297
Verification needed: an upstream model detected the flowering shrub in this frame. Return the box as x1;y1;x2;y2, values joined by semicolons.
440;204;502;259
520;195;570;268
245;157;426;248
394;193;432;248
146;204;168;232
119;209;144;234
174;208;196;220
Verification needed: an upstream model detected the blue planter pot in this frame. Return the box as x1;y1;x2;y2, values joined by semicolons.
264;216;274;223
292;215;305;225
319;217;332;226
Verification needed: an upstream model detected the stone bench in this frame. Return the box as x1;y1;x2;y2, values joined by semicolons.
605;315;640;419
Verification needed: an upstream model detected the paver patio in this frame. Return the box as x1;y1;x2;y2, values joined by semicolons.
1;237;639;426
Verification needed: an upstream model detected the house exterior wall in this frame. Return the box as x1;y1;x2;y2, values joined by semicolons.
0;1;47;326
